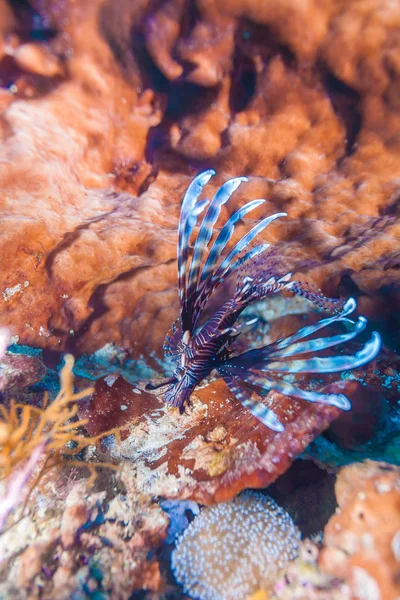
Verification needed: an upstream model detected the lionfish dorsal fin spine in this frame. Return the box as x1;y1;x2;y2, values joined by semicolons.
215;212;287;278
193;243;271;323
186;176;248;303
200;198;267;286
178;169;215;304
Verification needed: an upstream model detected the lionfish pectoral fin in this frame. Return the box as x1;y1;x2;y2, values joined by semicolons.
267;316;367;359
264;331;381;374
222;374;284;432
267;297;357;353
247;374;352;411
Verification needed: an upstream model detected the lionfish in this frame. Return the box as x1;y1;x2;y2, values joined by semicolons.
146;170;381;431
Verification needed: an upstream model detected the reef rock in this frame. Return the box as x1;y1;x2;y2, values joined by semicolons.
79;374;341;504
319;461;400;600
273;539;351;600
0;0;399;358
0;465;169;599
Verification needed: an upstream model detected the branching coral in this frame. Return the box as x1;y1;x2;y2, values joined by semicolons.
0;355;94;476
0;354;120;532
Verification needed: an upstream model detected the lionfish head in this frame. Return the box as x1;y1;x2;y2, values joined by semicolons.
163;372;194;408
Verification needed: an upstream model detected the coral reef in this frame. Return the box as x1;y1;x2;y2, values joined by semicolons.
80;374;342;504
1;0;399;597
77;312;395;504
0;352;124;535
0;465;169;599
171;490;301;600
0;0;399;359
320;461;400;600
273;539;351;599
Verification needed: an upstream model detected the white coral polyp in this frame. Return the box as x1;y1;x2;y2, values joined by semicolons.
172;490;301;600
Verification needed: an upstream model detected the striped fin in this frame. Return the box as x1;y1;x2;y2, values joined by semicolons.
186;176;248;302
200;198;267;286
267;316;367;359
242;374;351;410
163;318;183;362
216;317;258;337
145;376;177;390
261;331;381;373
270;297;357;352
222;374;284;432
284;280;347;314
213;212;287;282
178;170;215;310
193;243;270;324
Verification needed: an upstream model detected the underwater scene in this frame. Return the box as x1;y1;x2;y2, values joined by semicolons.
0;0;400;598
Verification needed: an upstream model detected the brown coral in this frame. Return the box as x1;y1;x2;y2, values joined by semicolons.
80;374;342;504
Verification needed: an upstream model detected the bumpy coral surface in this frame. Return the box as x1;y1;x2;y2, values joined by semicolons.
0;0;399;359
273;539;351;600
171;490;301;600
0;465;169;599
319;461;400;600
80;373;342;504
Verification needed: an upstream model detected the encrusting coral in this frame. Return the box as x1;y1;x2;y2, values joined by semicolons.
171;490;301;600
82;373;344;504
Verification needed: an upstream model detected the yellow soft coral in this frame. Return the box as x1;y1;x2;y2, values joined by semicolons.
0;354;121;531
0;355;96;476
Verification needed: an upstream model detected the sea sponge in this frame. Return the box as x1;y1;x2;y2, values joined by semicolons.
171;490;301;600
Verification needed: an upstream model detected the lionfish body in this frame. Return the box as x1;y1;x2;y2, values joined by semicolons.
147;170;381;432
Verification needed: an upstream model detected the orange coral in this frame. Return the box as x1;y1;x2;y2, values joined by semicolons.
319;461;400;600
0;0;399;358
